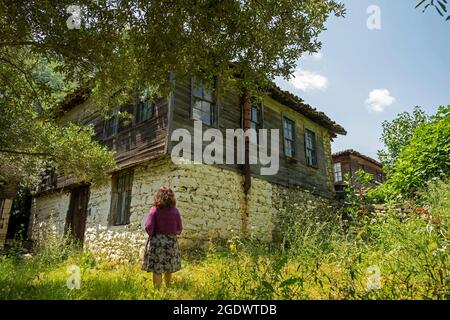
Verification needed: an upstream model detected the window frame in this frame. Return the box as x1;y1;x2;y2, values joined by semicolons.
333;162;343;182
282;116;296;159
135;90;155;124
375;170;383;182
104;107;119;138
249;98;264;145
109;169;134;226
304;128;318;167
190;76;218;127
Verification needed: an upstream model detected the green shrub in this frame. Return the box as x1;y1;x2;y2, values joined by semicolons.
384;105;450;199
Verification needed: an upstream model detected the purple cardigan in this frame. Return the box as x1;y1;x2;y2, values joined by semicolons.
144;206;183;237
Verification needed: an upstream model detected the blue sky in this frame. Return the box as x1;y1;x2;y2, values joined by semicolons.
275;0;450;160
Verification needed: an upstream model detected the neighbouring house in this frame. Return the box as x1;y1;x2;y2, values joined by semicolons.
25;77;346;258
332;149;384;193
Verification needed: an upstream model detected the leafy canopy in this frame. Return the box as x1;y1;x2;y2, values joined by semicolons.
378;106;429;174
0;0;345;186
0;49;116;186
382;105;450;199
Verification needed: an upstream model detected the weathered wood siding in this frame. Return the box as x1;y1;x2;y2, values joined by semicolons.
332;153;384;185
261;97;333;195
43;97;169;191
169;78;334;197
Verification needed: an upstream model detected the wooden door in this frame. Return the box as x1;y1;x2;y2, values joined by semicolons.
66;185;90;243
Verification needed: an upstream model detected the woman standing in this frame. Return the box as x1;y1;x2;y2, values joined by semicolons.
143;186;183;289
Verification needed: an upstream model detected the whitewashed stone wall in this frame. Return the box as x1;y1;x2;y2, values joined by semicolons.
30;156;332;260
30;191;71;240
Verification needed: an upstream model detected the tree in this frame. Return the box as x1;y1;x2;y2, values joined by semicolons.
0;49;116;187
0;0;345;187
383;105;450;199
378;106;428;174
416;0;450;21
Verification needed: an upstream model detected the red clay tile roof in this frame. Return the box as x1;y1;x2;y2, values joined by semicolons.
332;149;382;167
59;84;347;137
267;85;347;136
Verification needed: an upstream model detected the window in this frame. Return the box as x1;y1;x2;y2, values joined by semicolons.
283;117;295;158
376;171;383;182
191;78;215;126
249;99;262;144
105;108;119;137
110;170;134;226
305;129;317;166
136;90;154;123
333;162;343;182
39;167;57;191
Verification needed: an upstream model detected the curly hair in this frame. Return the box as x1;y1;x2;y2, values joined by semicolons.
153;186;176;209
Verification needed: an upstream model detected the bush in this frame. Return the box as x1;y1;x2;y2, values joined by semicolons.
384;105;450;199
31;217;80;268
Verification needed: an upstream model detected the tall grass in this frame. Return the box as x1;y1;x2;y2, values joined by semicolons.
0;180;449;300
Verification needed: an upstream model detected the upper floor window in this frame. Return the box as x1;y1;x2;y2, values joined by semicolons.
283;117;295;158
250;99;262;144
105;108;119;137
376;170;383;182
136;89;154;124
305;129;317;167
333;162;343;182
191;77;216;126
110;169;134;226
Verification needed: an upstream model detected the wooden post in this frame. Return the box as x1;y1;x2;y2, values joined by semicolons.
240;90;251;236
242;90;251;194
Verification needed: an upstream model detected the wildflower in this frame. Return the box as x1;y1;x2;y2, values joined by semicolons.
229;242;236;253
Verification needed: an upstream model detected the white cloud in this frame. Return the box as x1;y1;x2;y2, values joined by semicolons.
290;69;328;92
365;89;396;112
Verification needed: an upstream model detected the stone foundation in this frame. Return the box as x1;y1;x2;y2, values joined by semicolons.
30;156;334;260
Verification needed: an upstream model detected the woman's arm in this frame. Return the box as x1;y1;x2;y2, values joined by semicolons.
176;210;183;235
145;207;156;237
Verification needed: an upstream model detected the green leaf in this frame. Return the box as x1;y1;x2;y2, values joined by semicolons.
416;0;427;8
279;277;298;288
261;281;275;292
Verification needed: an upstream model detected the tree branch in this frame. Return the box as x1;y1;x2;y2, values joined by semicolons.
0;41;43;47
0;149;52;157
0;56;43;109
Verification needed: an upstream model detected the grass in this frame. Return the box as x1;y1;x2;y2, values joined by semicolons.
1;179;449;300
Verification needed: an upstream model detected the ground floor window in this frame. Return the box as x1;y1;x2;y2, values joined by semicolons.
110;170;134;226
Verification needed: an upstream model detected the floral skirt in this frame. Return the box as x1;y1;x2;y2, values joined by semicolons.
142;234;181;274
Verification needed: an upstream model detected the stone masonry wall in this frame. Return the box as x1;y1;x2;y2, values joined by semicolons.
31;156;332;261
30;191;71;241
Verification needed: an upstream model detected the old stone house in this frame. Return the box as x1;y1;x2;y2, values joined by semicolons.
27;77;346;257
332;149;384;193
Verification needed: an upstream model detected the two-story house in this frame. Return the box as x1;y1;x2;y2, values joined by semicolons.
28;77;346;255
332;149;384;193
